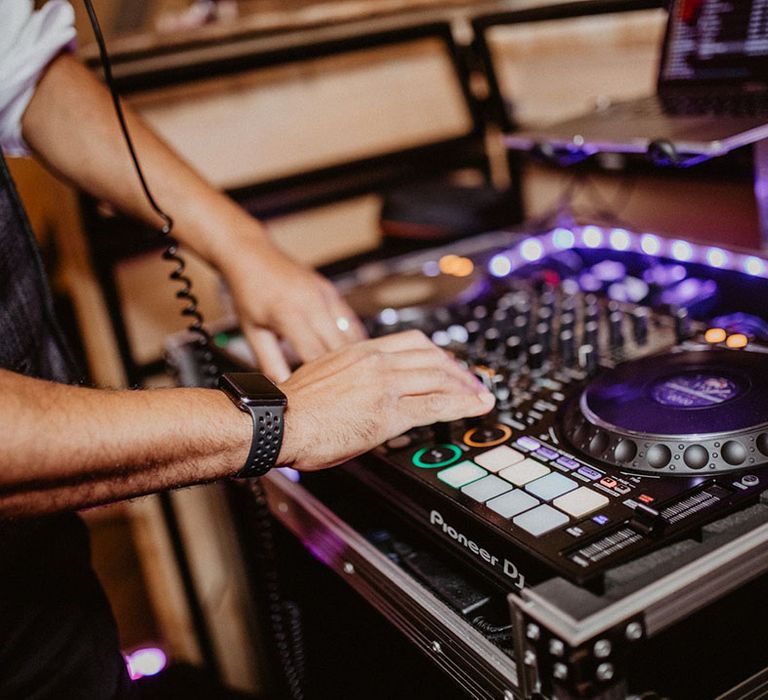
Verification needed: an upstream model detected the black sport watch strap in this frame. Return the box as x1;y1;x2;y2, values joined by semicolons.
218;373;287;478
238;404;285;477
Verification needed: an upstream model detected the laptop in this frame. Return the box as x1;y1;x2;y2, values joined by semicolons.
506;0;768;161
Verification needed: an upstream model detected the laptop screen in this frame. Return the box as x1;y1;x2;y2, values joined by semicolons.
661;0;768;86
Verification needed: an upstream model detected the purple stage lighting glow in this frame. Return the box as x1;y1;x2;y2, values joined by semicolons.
706;247;728;268
520;238;544;261
640;233;661;255
660;277;718;306
670;240;693;261
278;467;301;482
490;225;768;286
552;227;575;249
489;253;512;277
126;647;167;681
609;228;631;251
744;256;767;276
582;226;603;248
591;260;626;283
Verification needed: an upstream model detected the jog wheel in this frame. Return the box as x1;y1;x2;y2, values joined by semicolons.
559;349;768;475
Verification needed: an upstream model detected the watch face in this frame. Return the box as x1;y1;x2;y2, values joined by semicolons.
220;373;287;405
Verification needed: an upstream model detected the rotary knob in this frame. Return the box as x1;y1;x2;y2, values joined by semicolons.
559;312;576;332
584;304;600;326
537;306;554;324
484;328;501;353
492;308;509;326
559;329;576;366
528;343;545;370
505;335;523;361
631;307;650;345
512;314;529;338
674;307;691;343
539;293;556;314
466;320;482;344
583;320;600;348
608;310;624;348
472;305;489;322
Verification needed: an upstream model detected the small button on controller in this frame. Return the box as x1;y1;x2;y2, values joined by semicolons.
722;440;747;466
756;432;768;457
647;444;672;469
614;439;637;464
412;444;462;469
589;431;609;456
683;445;709;470
463;423;512;448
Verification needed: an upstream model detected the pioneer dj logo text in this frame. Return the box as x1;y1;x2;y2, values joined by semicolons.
429;510;526;589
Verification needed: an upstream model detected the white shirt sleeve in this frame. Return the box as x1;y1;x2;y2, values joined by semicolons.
0;0;77;156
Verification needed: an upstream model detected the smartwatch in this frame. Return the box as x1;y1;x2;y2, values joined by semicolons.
218;372;287;478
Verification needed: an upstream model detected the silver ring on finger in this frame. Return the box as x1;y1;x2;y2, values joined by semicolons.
335;316;351;332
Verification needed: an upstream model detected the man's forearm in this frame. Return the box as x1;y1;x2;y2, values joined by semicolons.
20;53;258;269
20;51;370;381
0;369;251;517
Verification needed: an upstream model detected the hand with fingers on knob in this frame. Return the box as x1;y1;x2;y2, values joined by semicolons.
219;234;367;382
274;330;496;471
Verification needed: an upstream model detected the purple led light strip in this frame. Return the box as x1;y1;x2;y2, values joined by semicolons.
488;226;768;279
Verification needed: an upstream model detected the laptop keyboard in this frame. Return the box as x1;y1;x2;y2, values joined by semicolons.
625;93;768;118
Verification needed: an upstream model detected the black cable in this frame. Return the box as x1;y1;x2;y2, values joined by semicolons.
241;479;306;700
82;0;217;384
82;0;171;232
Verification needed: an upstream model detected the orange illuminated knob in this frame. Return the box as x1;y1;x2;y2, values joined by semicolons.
726;333;748;349
463;423;512;448
704;327;727;344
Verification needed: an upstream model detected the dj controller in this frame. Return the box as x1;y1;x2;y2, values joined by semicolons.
318;226;768;591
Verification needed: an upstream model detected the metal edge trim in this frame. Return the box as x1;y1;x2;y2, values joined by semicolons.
511;520;768;646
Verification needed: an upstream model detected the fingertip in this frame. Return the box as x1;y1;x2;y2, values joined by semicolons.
479;389;495;404
272;366;292;383
473;391;496;414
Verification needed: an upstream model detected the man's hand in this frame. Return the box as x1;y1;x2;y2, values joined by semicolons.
219;237;366;382
277;330;495;471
